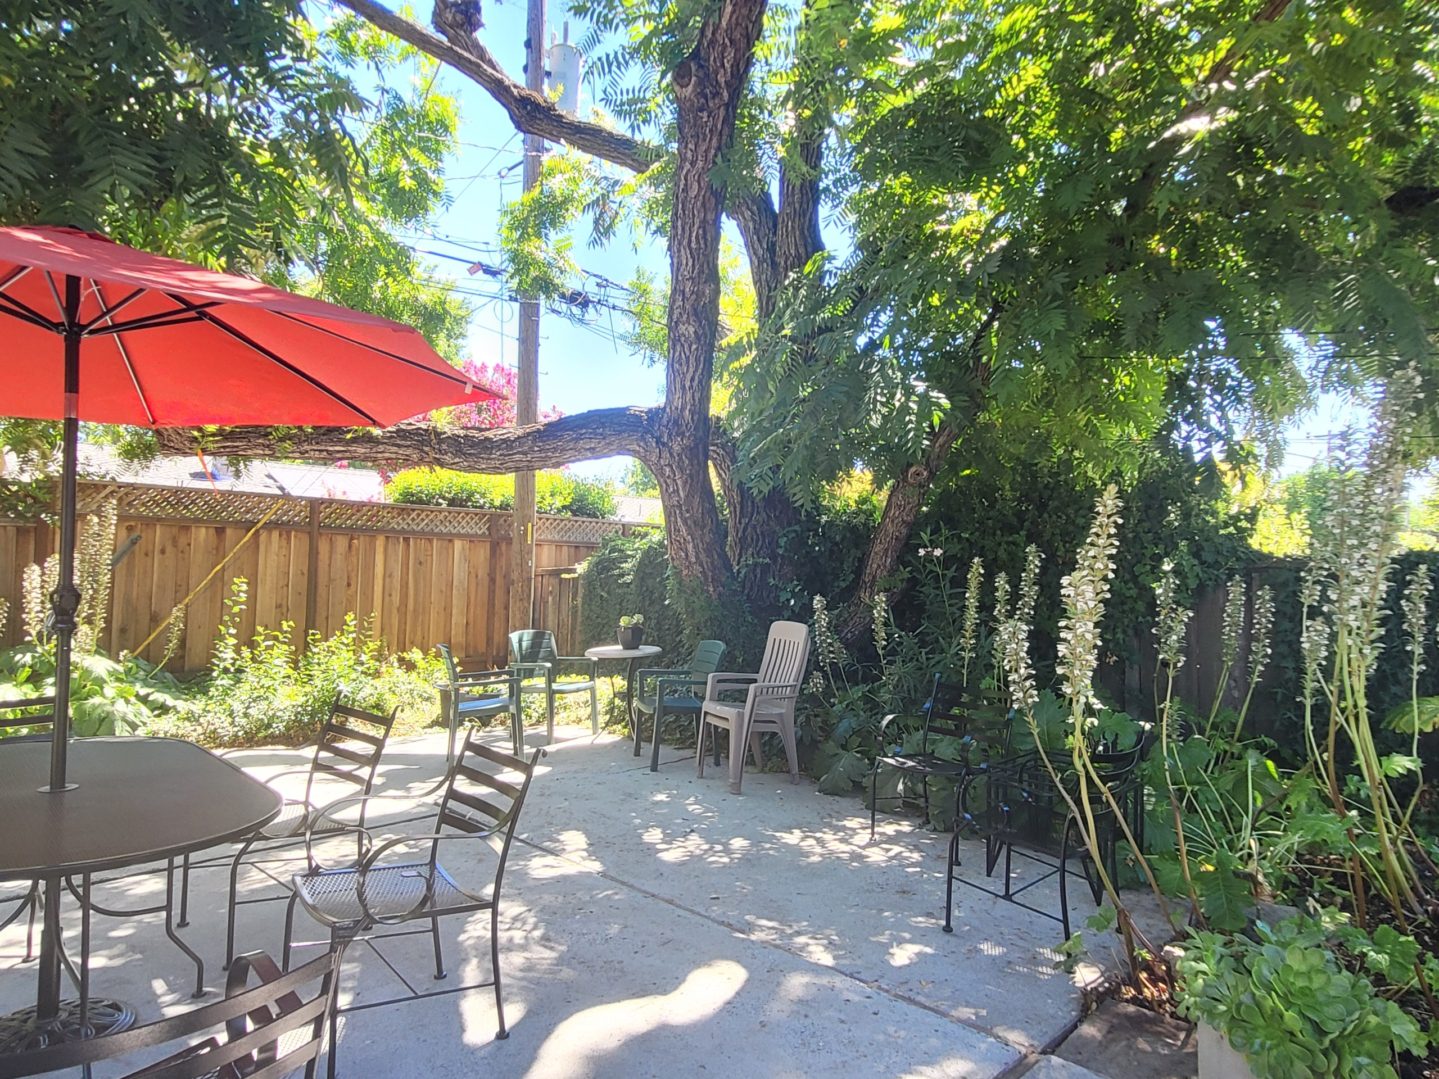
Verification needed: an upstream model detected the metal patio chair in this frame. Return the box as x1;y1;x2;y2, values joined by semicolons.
868;676;1013;840
633;640;726;772
283;733;543;1079
217;700;397;969
698;621;811;794
508;629;598;740
437;644;520;761
945;739;1146;937
0;696;57;964
0;949;340;1079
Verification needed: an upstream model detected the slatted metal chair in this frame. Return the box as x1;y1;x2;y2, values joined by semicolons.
946;739;1146;937
868;676;1014;840
698;621;811;794
219;700;397;969
508;629;598;740
0;696;57;963
436;644;520;762
633;640;726;772
0;949;340;1079
282;733;543;1078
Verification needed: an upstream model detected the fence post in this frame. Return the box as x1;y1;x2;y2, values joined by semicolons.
303;499;321;642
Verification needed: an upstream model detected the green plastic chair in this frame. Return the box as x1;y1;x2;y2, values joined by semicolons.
508;630;599;741
437;644;521;761
633;640;726;773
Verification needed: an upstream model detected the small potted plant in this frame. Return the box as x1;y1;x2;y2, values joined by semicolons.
617;614;645;649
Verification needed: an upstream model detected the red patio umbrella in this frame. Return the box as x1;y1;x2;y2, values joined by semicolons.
0;225;496;791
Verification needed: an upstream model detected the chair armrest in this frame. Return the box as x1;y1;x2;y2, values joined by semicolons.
876;713;920;752
304;772;452;870
743;680;803;702
705;671;759;697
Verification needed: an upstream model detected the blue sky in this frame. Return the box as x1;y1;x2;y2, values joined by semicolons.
381;2;666;479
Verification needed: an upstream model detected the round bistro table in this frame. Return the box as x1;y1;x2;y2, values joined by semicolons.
0;737;282;1053
584;644;663;757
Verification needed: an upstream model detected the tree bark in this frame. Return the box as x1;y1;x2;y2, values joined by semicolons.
155;407;660;473
654;0;770;595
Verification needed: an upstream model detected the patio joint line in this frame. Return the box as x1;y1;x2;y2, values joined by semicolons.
511;831;1035;1060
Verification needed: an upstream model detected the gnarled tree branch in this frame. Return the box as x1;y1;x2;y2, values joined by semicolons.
155;407;660;474
337;0;657;173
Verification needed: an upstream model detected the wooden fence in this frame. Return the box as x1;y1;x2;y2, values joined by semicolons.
0;482;644;671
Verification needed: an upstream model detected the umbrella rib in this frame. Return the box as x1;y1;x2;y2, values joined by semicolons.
0;293;60;332
43;272;68;327
162;296;381;426
91;281;157;427
78;286;145;333
271;312;475;388
0;265;32;293
85;300;222;336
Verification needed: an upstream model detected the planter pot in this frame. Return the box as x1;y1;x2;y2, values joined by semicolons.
1197;1022;1258;1079
617;626;645;649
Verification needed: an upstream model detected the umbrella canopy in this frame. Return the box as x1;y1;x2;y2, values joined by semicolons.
0;225;498;792
0;225;488;427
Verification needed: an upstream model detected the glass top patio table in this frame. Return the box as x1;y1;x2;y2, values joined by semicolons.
0;736;281;1053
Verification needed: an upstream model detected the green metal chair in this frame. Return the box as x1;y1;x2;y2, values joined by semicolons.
508;629;598;741
437;644;521;761
633;640;727;773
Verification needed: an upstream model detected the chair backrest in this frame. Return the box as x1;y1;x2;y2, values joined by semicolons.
756;621;810;687
0;696;56;742
437;642;461;682
0;950;338;1079
689;640;726;678
921;676;1013;753
509;629;558;666
303;699;397;806
435;734;543;892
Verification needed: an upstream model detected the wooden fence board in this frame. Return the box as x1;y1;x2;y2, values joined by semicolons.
0;481;648;672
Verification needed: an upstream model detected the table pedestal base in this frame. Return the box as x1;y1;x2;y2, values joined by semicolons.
0;997;134;1052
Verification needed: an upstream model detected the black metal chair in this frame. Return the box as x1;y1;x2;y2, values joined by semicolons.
508;629;598;740
0;696;57;964
218;701;397;969
0;949;340;1079
633;640;726;772
436;644;520;762
868;676;1013;840
945;740;1146;937
282;732;543;1079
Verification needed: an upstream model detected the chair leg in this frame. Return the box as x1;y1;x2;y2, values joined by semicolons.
224;837;257;970
696;716;707;778
327;933;341;1079
729;721;747;794
778;721;799;783
25;884;36;962
431;916;447;980
589;681;599;736
943;829;960;933
546;689;556;744
650;704;664;773
282;892;300;971
491;902;509;1040
1059;817;1077;939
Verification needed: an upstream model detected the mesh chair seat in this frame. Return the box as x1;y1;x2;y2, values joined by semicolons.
294;862;483;928
877;751;975;776
256;801;354;841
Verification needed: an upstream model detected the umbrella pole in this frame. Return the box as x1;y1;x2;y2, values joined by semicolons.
45;274;82;793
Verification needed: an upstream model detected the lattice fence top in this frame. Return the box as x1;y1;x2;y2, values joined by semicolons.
53;481;637;545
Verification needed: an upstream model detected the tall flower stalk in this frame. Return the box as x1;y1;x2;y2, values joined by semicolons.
958;557;984;687
1153;558;1202;917
1307;368;1426;919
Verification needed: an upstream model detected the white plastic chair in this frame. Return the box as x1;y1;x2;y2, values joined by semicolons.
697;621;811;793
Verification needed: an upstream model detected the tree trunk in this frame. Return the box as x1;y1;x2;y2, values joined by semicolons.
711;430;800;615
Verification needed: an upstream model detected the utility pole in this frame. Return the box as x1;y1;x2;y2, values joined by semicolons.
509;0;546;638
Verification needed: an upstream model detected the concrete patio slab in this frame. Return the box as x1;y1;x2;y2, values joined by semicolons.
0;724;1160;1077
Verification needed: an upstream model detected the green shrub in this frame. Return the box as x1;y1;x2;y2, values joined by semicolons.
578;531;685;655
159;578;446;746
386;467;615;518
0;643;186;736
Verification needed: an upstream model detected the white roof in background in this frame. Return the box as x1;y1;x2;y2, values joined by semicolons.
75;445;385;502
613;495;663;524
